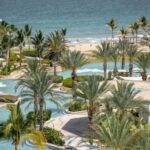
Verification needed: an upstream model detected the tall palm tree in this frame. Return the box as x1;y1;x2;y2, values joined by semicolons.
126;45;139;76
92;115;139;150
110;45;120;77
117;39;129;70
35;69;56;131
76;75;109;123
135;53;150;80
139;16;148;31
44;30;67;76
16;61;42;128
23;24;32;50
108;81;148;115
119;27;128;40
130;22;140;43
93;42;111;80
59;50;88;99
106;18;117;39
31;30;44;58
1;34;14;71
0;103;45;150
15;29;25;67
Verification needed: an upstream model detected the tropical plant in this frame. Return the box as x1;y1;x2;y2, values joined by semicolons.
31;30;44;58
107;81;149;115
119;27;128;40
117;39;129;70
92;115;140;150
1;34;14;71
15;29;25;67
135;53;150;80
16;61;42;128
44;30;67;76
106;18;117;39
0;103;45;150
59;50;88;99
126;45;139;76
110;45;120;76
76;75;109;123
139;16;148;31
43;127;65;146
23;24;32;50
32;68;56;131
129;22;140;43
93;42;111;80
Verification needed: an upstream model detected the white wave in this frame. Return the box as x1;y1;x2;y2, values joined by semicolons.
0;82;6;87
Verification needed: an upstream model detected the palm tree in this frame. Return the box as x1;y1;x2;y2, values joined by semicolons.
135;53;150;80
106;18;117;39
59;50;88;99
119;27;128;40
15;29;25;67
23;24;32;50
35;69;56;131
16;61;42;128
31;30;44;58
76;75;109;123
92;115;139;150
139;16;148;31
44;30;67;76
117;39;129;70
0;103;45;150
108;81;148;115
126;45;139;76
130;22;140;43
93;42;111;80
110;45;120;77
1;34;14;71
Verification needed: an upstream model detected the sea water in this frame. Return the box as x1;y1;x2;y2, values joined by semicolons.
0;0;150;42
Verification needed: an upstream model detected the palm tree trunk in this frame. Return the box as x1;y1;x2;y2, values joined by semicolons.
141;72;147;81
53;64;57;76
15;144;19;150
113;61;118;77
112;29;114;39
6;48;10;72
136;30;138;43
34;96;38;129
103;62;107;80
19;45;22;68
88;109;93;124
129;63;133;77
121;55;125;70
39;98;44;131
71;70;77;100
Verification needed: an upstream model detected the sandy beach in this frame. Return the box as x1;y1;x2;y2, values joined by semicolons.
68;41;150;54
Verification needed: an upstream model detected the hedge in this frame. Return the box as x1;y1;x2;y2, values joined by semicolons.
63;75;104;88
43;127;65;146
22;50;38;57
26;109;52;125
68;99;86;112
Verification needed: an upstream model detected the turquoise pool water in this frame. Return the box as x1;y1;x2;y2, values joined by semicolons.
0;62;143;149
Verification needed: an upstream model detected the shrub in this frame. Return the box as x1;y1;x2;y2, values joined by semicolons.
26;109;52;125
63;75;104;88
118;72;128;77
63;78;72;88
10;53;20;62
43;127;65;146
69;99;86;112
22;50;38;57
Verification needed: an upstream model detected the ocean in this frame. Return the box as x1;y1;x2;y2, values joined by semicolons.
0;0;150;42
